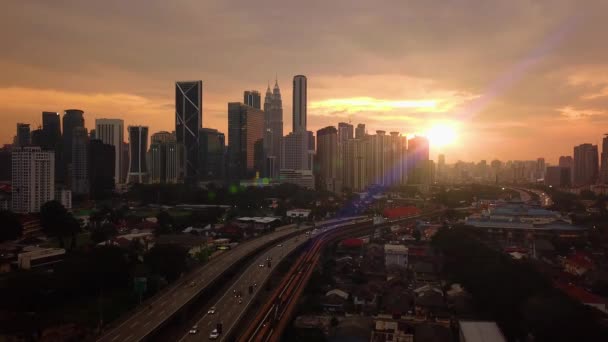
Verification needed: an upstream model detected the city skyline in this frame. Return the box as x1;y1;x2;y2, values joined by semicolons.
3;2;608;163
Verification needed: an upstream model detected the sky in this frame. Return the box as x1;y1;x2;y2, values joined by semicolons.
2;0;608;164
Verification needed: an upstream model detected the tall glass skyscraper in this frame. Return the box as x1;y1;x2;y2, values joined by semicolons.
244;90;261;109
228;102;264;179
175;81;202;184
127;126;149;184
292;75;307;133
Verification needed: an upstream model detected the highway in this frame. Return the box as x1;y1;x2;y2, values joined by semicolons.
178;233;309;342
97;226;303;342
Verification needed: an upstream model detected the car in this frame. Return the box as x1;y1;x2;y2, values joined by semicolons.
209;328;220;340
189;325;198;334
258;263;265;268
277;244;283;247
189;281;196;287
266;256;272;261
208;307;216;314
238;298;243;304
253;282;257;287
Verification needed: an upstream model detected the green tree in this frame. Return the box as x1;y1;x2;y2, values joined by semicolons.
40;200;77;248
145;244;189;282
0;210;23;242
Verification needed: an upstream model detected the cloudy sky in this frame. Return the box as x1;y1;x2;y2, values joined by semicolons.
2;0;608;163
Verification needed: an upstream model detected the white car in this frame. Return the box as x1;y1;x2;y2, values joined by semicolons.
258;263;265;268
277;244;283;247
209;328;220;340
207;307;216;314
189;325;198;334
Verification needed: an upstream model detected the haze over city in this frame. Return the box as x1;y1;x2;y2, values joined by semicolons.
3;0;608;163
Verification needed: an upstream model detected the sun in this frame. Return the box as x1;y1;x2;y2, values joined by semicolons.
425;123;457;147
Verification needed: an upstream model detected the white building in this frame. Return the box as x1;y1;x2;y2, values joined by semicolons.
55;188;72;210
279;169;315;189
384;244;408;267
11;147;55;213
95;118;124;185
17;246;66;269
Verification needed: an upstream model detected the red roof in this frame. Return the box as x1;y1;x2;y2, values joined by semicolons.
341;238;364;248
383;206;421;219
555;282;608;304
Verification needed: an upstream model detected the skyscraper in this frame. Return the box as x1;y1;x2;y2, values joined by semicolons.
407;136;430;182
244;90;261;109
337;122;354;184
437;154;446;182
71;127;89;195
42;112;61;149
355;124;366;139
573;143;599;186
199;128;225;180
228;102;264;179
600;135;608;184
263;80;284;178
11;147;54;213
16;123;31;147
62;109;85;183
175;81;202;183
281;131;311;171
95;119;124;185
89;139;115;199
292;75;307;133
316;126;340;192
149;132;181;184
127;126;149;184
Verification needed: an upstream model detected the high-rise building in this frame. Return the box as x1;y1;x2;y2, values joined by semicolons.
536;158;546;181
71;127;89;195
127;126;149;184
16;123;31;147
545;166;570;188
31;129;44;147
0;147;11;182
559;155;574;185
151;131;176;144
199;128;225;180
281;131;311;171
337;122;354;184
345;138;367;191
407;136;430;182
292;75;307;133
175;81;202;183
42;112;61;149
62;109;85;184
228;103;264;179
573;143;598;186
95;119;124;185
263;80;284;178
600;135;608;184
437;154;446;182
11;147;55;213
149;131;181;184
316;126;340;192
89;139;115;199
355;124;366;139
89;129;96;139
244;90;261;109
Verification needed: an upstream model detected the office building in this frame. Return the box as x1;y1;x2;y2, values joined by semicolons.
175;81;202;183
573;143;598;186
355;123;366;139
536;158;546;181
199;128;225;180
127;126;149;184
61;109;85;183
281;131;311;171
228;103;264;179
345;138;368;191
437;154;446;182
407;136;430;182
559;155;574;185
278;169;315;189
263;80;284;178
42;112;61;149
151;131;175;143
316;126;340;192
0;147;11;182
16;123;31;147
149;140;181;184
601;135;608;184
30;129;44;147
337;122;353;184
89;139;115;199
95;119;124;185
545;166;571;188
71;127;89;195
292;75;307;132
55;188;72;210
11;147;54;213
244;90;261;109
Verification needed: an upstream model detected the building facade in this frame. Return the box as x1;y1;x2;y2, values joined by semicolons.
11;147;55;213
228;102;264;179
127;126;149;184
292;75;307;133
244;90;261;109
175;81;202;183
61;109;85;184
89;139;115;199
263;81;284;178
199;128;225;180
573;143;599;186
16;123;31;147
316;126;340;192
71;127;89;195
95;118;124;185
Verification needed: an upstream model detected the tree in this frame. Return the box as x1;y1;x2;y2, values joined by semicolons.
0;210;23;242
40;200;72;248
145;244;189;282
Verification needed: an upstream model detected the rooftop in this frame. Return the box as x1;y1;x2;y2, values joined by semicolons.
458;321;506;342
